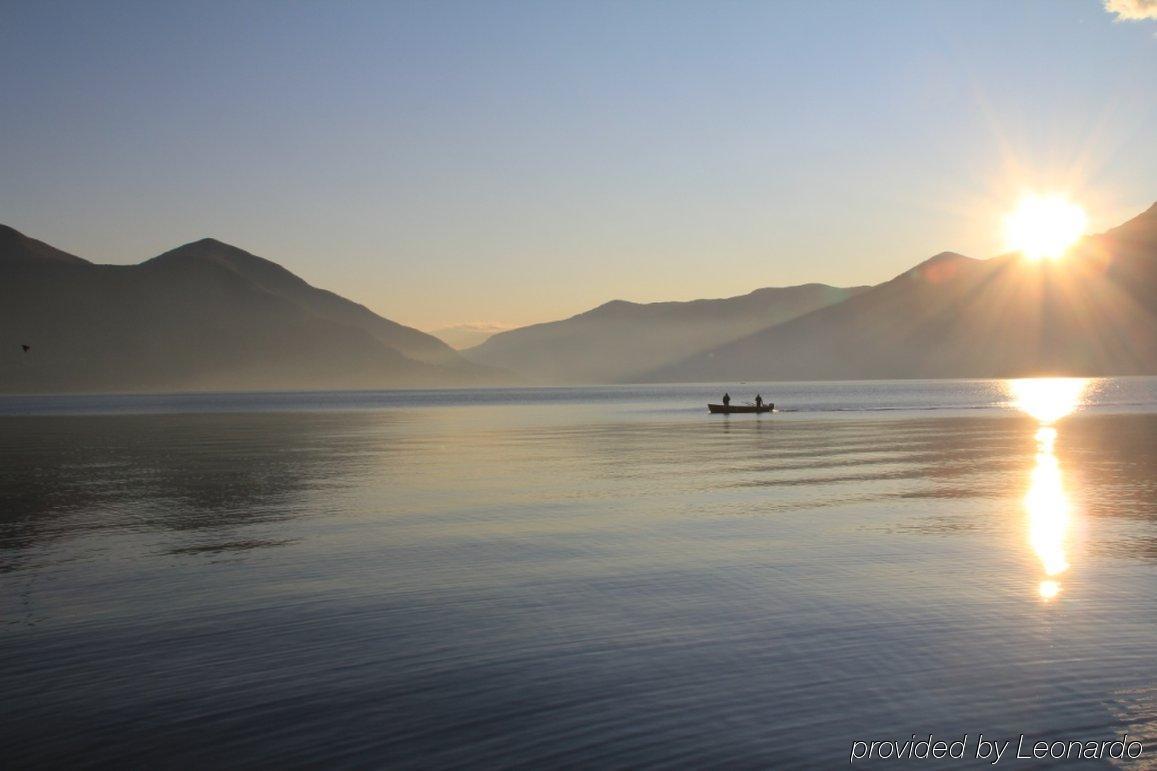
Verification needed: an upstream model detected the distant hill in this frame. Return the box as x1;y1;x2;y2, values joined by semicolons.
0;226;508;393
643;203;1157;382
431;322;512;350
463;284;867;383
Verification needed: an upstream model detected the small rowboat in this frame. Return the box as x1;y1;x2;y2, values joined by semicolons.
708;403;774;414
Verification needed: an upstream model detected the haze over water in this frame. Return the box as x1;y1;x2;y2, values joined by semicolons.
2;379;1156;767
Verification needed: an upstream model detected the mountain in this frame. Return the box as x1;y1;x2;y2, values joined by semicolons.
431;322;512;350
1;224;90;266
0;226;507;393
644;203;1157;382
146;239;461;366
463;283;868;383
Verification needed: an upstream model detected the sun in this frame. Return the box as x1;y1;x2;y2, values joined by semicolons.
1003;194;1088;261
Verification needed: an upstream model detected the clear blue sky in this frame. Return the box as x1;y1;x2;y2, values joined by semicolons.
2;0;1155;330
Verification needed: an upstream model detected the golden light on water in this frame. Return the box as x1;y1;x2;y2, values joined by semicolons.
1027;427;1069;583
1003;194;1088;262
1007;378;1089;602
1009;377;1088;425
1038;580;1061;601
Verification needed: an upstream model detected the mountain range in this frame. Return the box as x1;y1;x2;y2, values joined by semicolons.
3;202;1155;393
641;202;1157;382
463;284;867;383
431;322;514;351
0;228;506;393
466;202;1157;383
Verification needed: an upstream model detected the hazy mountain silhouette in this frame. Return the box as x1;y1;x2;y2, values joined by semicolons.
463;284;867;383
1;225;90;266
146;238;461;366
6;203;1154;392
644;203;1157;382
431;322;512;350
0;226;507;393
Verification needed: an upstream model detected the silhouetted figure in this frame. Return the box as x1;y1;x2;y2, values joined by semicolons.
21;344;30;353
722;393;730;407
755;394;763;408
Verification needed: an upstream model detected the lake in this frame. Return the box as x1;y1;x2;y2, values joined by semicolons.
2;379;1155;767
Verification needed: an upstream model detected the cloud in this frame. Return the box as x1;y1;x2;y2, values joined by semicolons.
1103;0;1157;21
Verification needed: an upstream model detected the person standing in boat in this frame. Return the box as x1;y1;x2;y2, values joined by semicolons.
722;393;731;407
755;394;763;408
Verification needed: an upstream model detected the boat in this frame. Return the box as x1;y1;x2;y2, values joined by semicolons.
708;403;774;414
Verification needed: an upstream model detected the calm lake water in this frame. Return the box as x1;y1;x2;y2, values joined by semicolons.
2;379;1156;768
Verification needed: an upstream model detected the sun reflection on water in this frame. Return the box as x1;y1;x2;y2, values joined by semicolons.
1027;427;1069;584
1006;378;1089;602
1009;378;1088;425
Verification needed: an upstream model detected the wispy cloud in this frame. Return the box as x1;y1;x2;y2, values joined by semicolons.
1103;0;1157;21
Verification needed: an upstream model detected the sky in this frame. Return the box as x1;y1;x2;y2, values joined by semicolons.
2;1;1156;332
